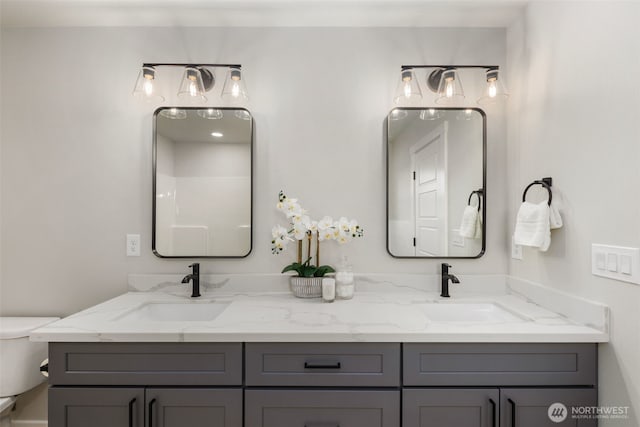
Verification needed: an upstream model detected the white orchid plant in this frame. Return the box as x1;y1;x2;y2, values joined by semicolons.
272;191;364;277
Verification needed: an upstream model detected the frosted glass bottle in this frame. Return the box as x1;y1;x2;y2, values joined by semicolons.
335;256;355;299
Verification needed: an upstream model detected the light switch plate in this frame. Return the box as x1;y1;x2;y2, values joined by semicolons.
592;244;640;285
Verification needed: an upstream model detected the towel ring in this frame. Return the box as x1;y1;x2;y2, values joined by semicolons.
467;189;483;212
522;178;552;206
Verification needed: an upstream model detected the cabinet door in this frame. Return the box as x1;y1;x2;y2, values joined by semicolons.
246;389;400;427
403;389;499;427
501;388;597;427
49;387;144;427
145;388;242;427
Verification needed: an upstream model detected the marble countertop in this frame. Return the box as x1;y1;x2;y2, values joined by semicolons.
30;274;609;343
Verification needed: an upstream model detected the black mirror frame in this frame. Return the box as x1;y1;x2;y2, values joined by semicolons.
385;107;486;259
151;106;254;259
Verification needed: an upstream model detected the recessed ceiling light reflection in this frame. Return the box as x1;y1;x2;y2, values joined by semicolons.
211;132;224;138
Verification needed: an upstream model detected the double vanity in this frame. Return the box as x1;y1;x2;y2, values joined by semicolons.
33;274;608;427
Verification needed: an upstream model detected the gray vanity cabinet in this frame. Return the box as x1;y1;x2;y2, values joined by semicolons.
403;389;499;427
49;388;145;427
48;342;598;427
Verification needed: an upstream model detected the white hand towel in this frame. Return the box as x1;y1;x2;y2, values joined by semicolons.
474;210;483;239
513;201;551;250
459;205;478;238
549;201;563;230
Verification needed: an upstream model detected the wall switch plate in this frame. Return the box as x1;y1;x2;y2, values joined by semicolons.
126;234;141;257
592;244;640;285
511;237;523;260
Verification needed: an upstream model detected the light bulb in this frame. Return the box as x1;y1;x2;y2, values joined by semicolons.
231;82;240;98
445;78;454;98
488;79;497;98
189;81;197;97
143;79;153;96
403;82;412;98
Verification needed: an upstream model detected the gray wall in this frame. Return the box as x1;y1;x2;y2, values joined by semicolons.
0;27;508;317
506;2;640;426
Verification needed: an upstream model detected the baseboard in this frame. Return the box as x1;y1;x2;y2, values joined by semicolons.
11;420;47;427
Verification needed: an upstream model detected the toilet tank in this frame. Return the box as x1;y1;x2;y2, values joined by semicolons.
0;317;59;396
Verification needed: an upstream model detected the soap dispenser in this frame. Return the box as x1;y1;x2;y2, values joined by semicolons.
335;256;355;299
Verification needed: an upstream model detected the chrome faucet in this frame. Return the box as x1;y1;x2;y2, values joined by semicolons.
181;263;201;298
440;263;460;298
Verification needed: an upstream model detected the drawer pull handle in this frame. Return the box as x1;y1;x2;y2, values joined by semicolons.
488;398;496;427
304;362;341;369
508;398;516;427
148;398;156;427
128;398;136;427
305;424;340;427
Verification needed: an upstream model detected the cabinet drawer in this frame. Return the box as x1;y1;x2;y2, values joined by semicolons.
49;343;242;386
403;343;596;386
245;343;400;386
245;390;400;427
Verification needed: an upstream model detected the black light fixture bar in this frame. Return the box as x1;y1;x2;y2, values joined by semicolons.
401;65;499;71
143;63;241;69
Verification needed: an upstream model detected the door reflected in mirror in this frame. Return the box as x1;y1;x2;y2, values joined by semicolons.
153;107;252;258
386;108;485;258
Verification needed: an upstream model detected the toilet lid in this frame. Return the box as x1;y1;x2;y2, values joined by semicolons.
0;317;59;339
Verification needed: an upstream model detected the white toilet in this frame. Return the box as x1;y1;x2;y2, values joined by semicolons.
0;317;59;423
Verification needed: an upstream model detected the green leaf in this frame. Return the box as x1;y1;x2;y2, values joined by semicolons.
281;263;302;274
313;265;335;277
301;265;317;277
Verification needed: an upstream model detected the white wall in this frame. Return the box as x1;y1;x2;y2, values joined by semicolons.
0;27;508;317
506;2;640;425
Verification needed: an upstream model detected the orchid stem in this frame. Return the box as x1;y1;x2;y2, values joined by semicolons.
316;231;320;267
297;240;302;264
307;231;312;264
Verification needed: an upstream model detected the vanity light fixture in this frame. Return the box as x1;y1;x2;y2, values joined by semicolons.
132;63;247;104
393;65;508;106
211;132;224;138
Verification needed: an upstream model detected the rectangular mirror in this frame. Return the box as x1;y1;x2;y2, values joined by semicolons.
153;107;252;258
386;108;485;258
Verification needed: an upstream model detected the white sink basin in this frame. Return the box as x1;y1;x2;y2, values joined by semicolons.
420;303;525;323
116;301;230;322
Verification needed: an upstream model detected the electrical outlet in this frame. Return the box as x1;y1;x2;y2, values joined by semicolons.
126;234;141;256
592;244;640;285
511;237;523;260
